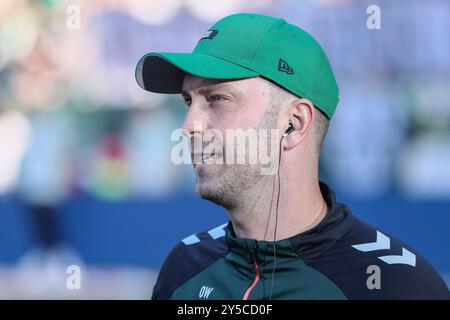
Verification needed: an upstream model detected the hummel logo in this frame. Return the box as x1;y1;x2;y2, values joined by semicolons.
352;231;416;267
182;223;227;245
278;58;294;74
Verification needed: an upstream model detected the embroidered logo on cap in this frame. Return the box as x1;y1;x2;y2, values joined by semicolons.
200;30;218;41
278;58;294;74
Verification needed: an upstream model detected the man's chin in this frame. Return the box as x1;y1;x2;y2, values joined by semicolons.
194;176;229;207
196;181;219;201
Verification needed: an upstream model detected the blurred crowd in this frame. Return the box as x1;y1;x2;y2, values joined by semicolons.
1;0;449;206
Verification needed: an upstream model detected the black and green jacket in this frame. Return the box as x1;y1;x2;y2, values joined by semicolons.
152;182;450;300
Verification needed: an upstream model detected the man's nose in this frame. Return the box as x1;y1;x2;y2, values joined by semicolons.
181;104;209;138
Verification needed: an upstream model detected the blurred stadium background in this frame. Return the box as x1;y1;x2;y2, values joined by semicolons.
0;0;449;299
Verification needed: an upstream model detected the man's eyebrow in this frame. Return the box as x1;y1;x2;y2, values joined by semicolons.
181;83;236;97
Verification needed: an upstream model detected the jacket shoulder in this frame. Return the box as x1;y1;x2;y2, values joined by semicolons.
151;223;229;300
304;217;449;299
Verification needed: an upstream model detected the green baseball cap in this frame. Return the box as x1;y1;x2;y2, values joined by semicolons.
135;13;339;118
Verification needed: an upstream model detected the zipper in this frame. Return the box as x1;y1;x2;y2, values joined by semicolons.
242;243;260;300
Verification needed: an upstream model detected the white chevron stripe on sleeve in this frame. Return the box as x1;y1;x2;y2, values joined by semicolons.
351;231;390;252
378;248;416;267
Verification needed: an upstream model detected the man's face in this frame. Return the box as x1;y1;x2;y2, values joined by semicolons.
181;74;278;208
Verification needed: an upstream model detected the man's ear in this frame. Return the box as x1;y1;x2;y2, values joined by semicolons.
283;98;315;150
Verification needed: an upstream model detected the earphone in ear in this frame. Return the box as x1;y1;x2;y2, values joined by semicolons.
282;121;295;138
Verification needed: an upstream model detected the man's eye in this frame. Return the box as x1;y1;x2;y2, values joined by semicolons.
210;95;227;102
183;98;191;107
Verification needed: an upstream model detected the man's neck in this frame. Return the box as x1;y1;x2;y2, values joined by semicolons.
227;175;328;241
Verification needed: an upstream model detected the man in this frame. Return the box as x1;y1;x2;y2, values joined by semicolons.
135;13;449;299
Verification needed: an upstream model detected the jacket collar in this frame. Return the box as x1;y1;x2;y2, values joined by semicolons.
224;181;355;265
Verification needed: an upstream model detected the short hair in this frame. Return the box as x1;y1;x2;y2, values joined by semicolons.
266;81;330;156
313;108;330;155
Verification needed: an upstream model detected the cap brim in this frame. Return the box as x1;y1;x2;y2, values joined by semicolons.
135;52;259;93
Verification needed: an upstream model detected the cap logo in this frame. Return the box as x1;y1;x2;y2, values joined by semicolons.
200;30;218;41
278;58;294;74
